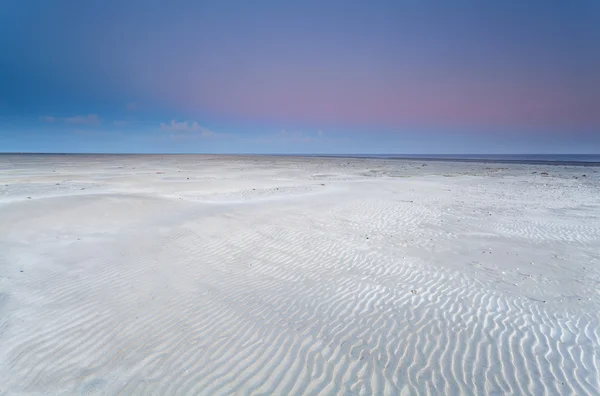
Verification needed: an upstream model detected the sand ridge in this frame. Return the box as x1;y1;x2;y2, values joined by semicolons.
0;155;599;395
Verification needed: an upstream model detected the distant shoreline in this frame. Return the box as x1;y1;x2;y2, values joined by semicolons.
1;152;599;167
314;155;600;167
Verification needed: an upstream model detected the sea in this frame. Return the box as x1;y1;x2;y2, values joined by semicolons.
315;154;600;166
2;153;600;166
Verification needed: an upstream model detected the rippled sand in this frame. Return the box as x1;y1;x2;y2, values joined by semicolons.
1;155;599;395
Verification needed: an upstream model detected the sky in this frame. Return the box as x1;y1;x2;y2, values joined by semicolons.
1;0;599;154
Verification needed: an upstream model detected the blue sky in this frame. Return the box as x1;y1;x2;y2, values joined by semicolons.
1;0;599;153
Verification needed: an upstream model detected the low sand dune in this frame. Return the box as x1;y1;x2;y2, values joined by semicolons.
1;155;599;395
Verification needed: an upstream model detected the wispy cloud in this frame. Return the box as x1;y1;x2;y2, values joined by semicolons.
198;129;217;138
65;114;100;125
160;120;220;139
112;120;128;127
160;119;202;132
72;129;123;138
40;114;100;125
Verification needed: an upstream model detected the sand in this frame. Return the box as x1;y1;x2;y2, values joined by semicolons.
0;154;599;395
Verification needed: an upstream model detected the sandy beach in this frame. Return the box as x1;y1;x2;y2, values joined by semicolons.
0;155;599;395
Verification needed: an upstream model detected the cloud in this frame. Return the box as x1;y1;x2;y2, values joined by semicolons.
112;120;128;127
198;129;217;138
65;114;100;125
160;119;201;132
39;114;100;125
160;120;220;139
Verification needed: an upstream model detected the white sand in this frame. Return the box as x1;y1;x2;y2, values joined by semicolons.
1;155;599;395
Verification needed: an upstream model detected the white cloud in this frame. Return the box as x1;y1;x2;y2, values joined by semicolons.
39;114;100;125
199;129;216;138
160;120;220;139
160;119;201;132
64;114;100;125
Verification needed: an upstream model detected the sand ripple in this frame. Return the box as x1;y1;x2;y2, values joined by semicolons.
1;157;599;395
